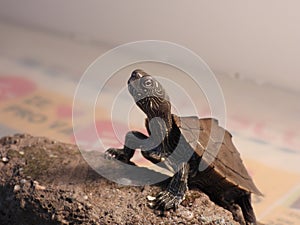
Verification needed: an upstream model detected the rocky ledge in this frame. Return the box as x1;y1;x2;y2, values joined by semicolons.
0;134;238;225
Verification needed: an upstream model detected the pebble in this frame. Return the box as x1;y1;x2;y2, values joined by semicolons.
34;181;46;190
215;218;226;224
86;203;92;209
61;219;68;224
164;211;171;217
13;185;21;192
19;151;24;155
147;195;156;201
83;195;88;200
35;184;46;190
147;201;155;208
20;179;27;184
179;209;194;221
2;157;9;163
199;216;209;223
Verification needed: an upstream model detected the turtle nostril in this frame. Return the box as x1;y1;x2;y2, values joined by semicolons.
131;70;143;79
128;70;144;84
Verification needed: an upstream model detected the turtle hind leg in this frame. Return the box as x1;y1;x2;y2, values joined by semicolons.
236;193;257;225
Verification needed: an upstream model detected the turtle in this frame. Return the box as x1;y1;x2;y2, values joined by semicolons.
105;69;262;224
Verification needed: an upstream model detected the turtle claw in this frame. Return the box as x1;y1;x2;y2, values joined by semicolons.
153;190;182;211
105;148;125;161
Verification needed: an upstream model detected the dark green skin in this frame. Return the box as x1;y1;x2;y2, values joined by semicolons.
105;70;261;225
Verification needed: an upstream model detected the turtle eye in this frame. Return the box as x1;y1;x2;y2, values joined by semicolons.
143;78;153;88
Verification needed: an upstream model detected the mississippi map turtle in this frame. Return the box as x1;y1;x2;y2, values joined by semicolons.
105;69;262;224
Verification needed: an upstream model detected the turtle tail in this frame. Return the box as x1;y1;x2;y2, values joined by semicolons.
236;193;257;225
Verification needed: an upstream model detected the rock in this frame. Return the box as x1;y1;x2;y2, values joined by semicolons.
13;185;21;192
20;179;26;184
2;156;9;163
0;134;238;225
147;195;156;201
19;151;24;155
178;208;194;220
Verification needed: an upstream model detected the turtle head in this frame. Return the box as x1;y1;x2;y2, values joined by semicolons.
128;69;171;119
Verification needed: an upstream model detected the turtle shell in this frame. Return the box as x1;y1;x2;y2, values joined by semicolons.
172;114;262;196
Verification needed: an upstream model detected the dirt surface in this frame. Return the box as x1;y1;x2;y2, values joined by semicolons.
0;134;239;225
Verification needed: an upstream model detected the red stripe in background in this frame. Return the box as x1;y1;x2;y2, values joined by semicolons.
0;76;36;101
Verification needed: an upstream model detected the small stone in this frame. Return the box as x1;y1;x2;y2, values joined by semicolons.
83;195;88;200
61;219;68;224
154;209;163;216
199;216;208;223
2;157;9;163
148;202;154;208
34;181;46;190
147;195;156;201
214;218;227;224
179;209;194;220
164;210;171;217
19;151;24;155
35;184;46;190
20;179;26;184
13;185;21;192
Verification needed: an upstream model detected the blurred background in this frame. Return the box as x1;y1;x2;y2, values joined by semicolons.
0;1;299;224
1;0;300;91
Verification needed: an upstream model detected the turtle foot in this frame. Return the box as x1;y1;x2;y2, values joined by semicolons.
151;163;188;211
153;190;183;210
105;148;127;161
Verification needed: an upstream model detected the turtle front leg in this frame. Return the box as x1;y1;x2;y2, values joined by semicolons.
154;163;189;210
105;131;147;164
